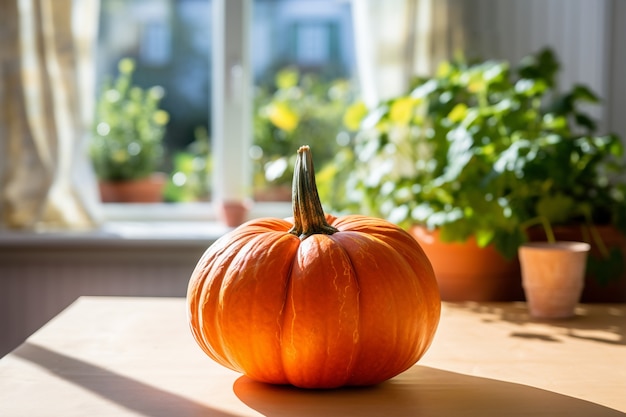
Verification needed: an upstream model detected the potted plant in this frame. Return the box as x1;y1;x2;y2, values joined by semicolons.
497;96;626;303
252;67;356;201
90;58;170;203
342;48;626;301
164;126;212;203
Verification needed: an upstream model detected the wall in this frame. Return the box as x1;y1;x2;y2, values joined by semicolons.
0;241;209;358
608;0;626;144
459;0;624;140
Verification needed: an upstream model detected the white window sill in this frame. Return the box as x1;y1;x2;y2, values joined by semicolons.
0;201;293;247
101;201;292;222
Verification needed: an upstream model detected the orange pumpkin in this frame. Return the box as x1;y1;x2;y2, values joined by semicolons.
187;146;440;389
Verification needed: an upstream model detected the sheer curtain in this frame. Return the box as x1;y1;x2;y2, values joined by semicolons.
351;0;465;108
0;0;102;230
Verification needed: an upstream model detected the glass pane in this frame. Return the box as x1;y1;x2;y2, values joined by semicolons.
95;0;359;206
95;0;212;203
251;0;359;205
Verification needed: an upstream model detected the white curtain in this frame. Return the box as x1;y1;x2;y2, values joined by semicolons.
351;0;466;108
0;0;102;230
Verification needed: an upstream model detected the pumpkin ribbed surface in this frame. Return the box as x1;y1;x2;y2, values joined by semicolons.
187;146;440;389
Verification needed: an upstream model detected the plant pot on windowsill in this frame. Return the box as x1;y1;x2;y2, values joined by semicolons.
90;57;170;205
98;172;167;203
216;199;252;228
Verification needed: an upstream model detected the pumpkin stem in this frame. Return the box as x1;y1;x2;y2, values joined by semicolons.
289;145;338;240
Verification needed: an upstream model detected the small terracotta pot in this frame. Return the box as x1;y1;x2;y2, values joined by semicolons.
526;224;626;302
98;173;166;203
216;200;252;228
519;241;590;319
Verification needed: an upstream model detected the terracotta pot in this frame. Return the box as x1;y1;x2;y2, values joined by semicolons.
98;173;166;203
216;200;252;228
409;226;523;302
526;224;626;302
519;241;590;319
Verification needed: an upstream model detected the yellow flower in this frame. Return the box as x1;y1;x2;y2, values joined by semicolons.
467;72;485;93
389;97;415;126
343;101;368;131
268;102;299;132
436;61;452;78
153;110;170;126
118;58;135;74
448;103;468;123
276;68;299;90
112;149;128;163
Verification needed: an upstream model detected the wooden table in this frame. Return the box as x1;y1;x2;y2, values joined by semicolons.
0;297;624;416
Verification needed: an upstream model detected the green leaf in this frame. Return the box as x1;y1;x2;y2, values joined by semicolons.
493;229;526;259
570;84;599;103
475;229;495;247
514;78;548;96
535;193;576;223
542;113;567;130
438;221;472;244
574;113;597;132
517;48;559;87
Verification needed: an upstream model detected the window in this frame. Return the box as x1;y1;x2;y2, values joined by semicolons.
96;0;357;213
97;0;211;177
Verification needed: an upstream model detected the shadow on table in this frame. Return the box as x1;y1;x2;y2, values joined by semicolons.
446;302;626;345
14;342;237;417
234;365;624;417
